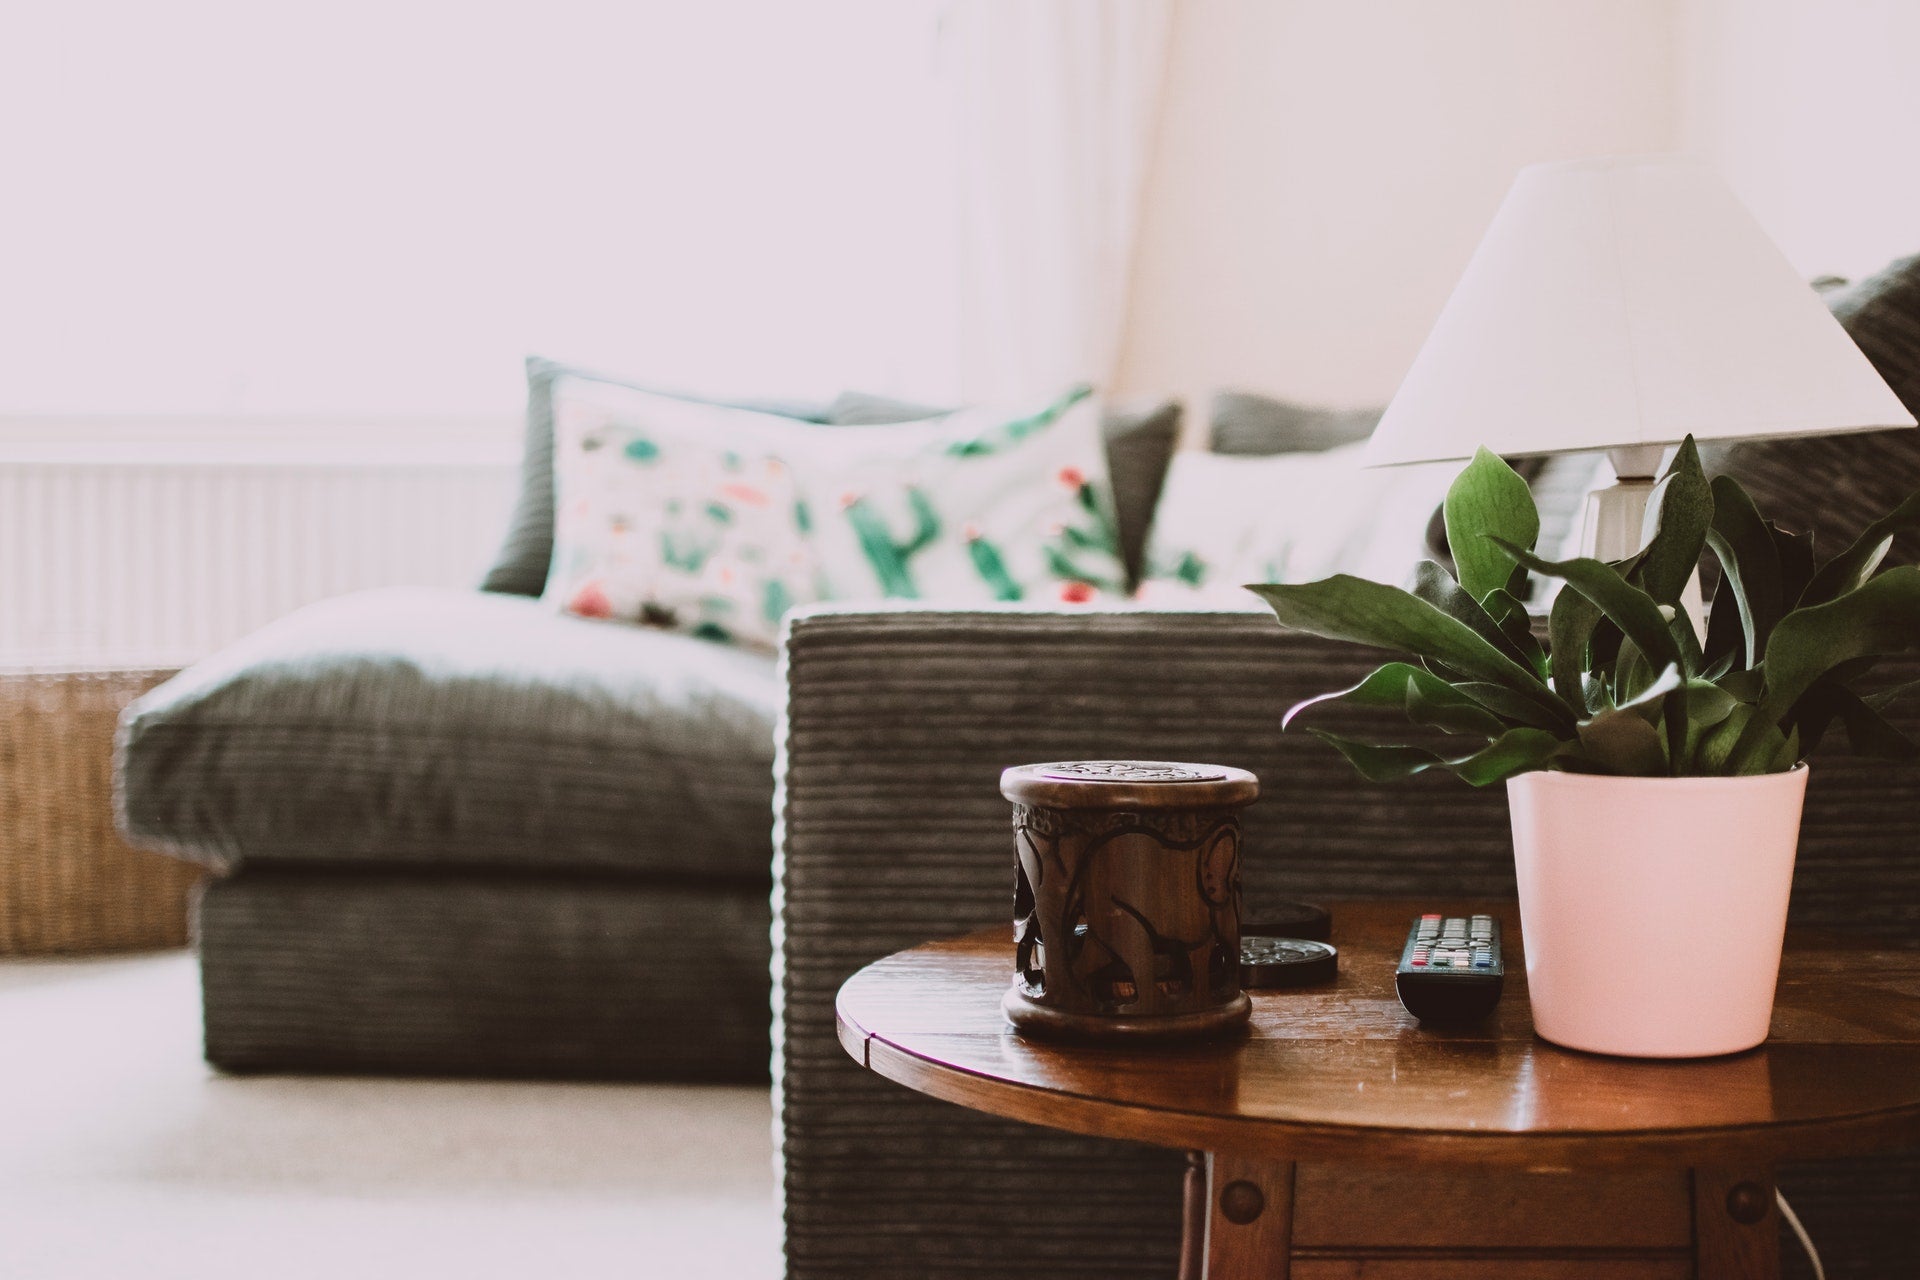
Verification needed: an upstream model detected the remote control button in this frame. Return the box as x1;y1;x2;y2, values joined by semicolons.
1410;957;1427;966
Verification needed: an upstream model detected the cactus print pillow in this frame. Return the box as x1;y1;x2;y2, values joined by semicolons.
791;384;1130;606
543;377;822;649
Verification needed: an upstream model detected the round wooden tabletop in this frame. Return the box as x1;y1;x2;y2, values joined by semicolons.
835;900;1920;1168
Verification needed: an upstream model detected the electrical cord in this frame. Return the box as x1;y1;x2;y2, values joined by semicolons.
1775;1190;1825;1280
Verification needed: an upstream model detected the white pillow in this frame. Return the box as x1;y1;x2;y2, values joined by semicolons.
790;385;1129;605
1137;443;1458;606
544;378;1130;650
544;377;823;649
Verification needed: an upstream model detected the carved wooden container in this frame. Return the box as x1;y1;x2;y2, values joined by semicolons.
999;760;1258;1040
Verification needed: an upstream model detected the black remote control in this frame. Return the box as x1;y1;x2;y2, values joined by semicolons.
1394;913;1503;1023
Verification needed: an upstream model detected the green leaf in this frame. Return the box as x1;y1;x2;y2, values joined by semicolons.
1304;730;1441;782
1452;682;1572;731
1444;448;1540;604
1632;437;1713;605
1701;704;1794;776
1700;646;1737;682
1576;709;1668;776
1247;577;1565;720
1801;491;1920;607
1703;475;1782;668
1618;663;1685;720
1611;637;1659;707
1675;679;1742;771
1835;690;1920;760
1793;680;1919;760
1696;704;1756;774
1774;526;1816;613
1408;561;1540;670
1491;539;1683;676
1485;587;1548;680
1669;608;1704;681
1547;587;1602;716
1404;676;1509;737
1759;565;1920;724
1283;661;1503;735
1771;726;1803;774
1445;728;1568;785
1306;726;1564;787
1866;678;1920;712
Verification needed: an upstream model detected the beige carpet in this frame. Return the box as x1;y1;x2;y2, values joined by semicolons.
0;951;780;1279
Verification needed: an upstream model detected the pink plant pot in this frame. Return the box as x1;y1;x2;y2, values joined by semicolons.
1506;766;1809;1058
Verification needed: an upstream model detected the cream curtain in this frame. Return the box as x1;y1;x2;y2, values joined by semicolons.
943;0;1175;403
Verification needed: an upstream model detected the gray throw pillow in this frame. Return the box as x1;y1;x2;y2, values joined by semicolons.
1208;390;1381;455
1703;253;1920;569
479;357;830;598
822;391;949;426
824;392;1182;591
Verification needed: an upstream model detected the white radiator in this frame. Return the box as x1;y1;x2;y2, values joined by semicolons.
0;458;519;668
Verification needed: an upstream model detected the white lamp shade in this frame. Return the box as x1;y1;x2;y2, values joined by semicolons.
1367;156;1916;467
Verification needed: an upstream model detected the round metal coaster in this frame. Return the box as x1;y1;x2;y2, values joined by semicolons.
1243;900;1332;942
1240;937;1338;989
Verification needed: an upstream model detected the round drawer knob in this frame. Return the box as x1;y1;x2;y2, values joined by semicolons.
1725;1182;1771;1225
1220;1180;1265;1224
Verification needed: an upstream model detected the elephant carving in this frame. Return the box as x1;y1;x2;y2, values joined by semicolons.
1012;805;1243;1019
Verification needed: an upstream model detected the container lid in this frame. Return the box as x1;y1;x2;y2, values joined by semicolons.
1244;901;1332;943
999;760;1259;810
1240;937;1338;988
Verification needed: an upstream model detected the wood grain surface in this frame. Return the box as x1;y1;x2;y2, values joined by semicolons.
836;901;1920;1169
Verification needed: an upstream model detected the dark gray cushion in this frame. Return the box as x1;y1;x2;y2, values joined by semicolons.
120;587;780;880
1705;253;1920;569
480;356;831;598
824;391;1183;590
199;868;771;1080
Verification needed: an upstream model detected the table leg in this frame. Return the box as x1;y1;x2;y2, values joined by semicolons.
1179;1152;1206;1280
1200;1151;1294;1279
1693;1165;1781;1279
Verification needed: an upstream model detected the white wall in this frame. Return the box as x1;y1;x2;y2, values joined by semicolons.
1678;0;1920;282
0;1;952;419
1112;0;1680;418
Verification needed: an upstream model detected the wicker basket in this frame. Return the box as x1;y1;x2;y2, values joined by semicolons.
0;668;204;954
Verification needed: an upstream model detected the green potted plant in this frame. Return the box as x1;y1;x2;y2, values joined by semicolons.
1252;439;1920;1057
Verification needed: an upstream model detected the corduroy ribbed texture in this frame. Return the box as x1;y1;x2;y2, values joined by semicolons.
777;608;1920;1280
118;588;782;880
200;867;773;1081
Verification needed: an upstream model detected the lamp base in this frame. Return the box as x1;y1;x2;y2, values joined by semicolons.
1579;448;1704;628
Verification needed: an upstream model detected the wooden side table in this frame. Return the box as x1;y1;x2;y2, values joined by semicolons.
835;901;1920;1279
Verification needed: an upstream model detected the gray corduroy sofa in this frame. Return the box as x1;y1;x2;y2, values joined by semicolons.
114;359;1181;1080
115;247;1919;1127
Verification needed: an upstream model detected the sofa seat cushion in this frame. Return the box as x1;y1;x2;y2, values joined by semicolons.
119;588;780;880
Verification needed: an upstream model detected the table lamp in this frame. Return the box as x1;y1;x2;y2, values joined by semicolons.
1367;155;1916;578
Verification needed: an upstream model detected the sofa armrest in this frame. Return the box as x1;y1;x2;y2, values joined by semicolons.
774;605;1517;1280
775;605;1920;1279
